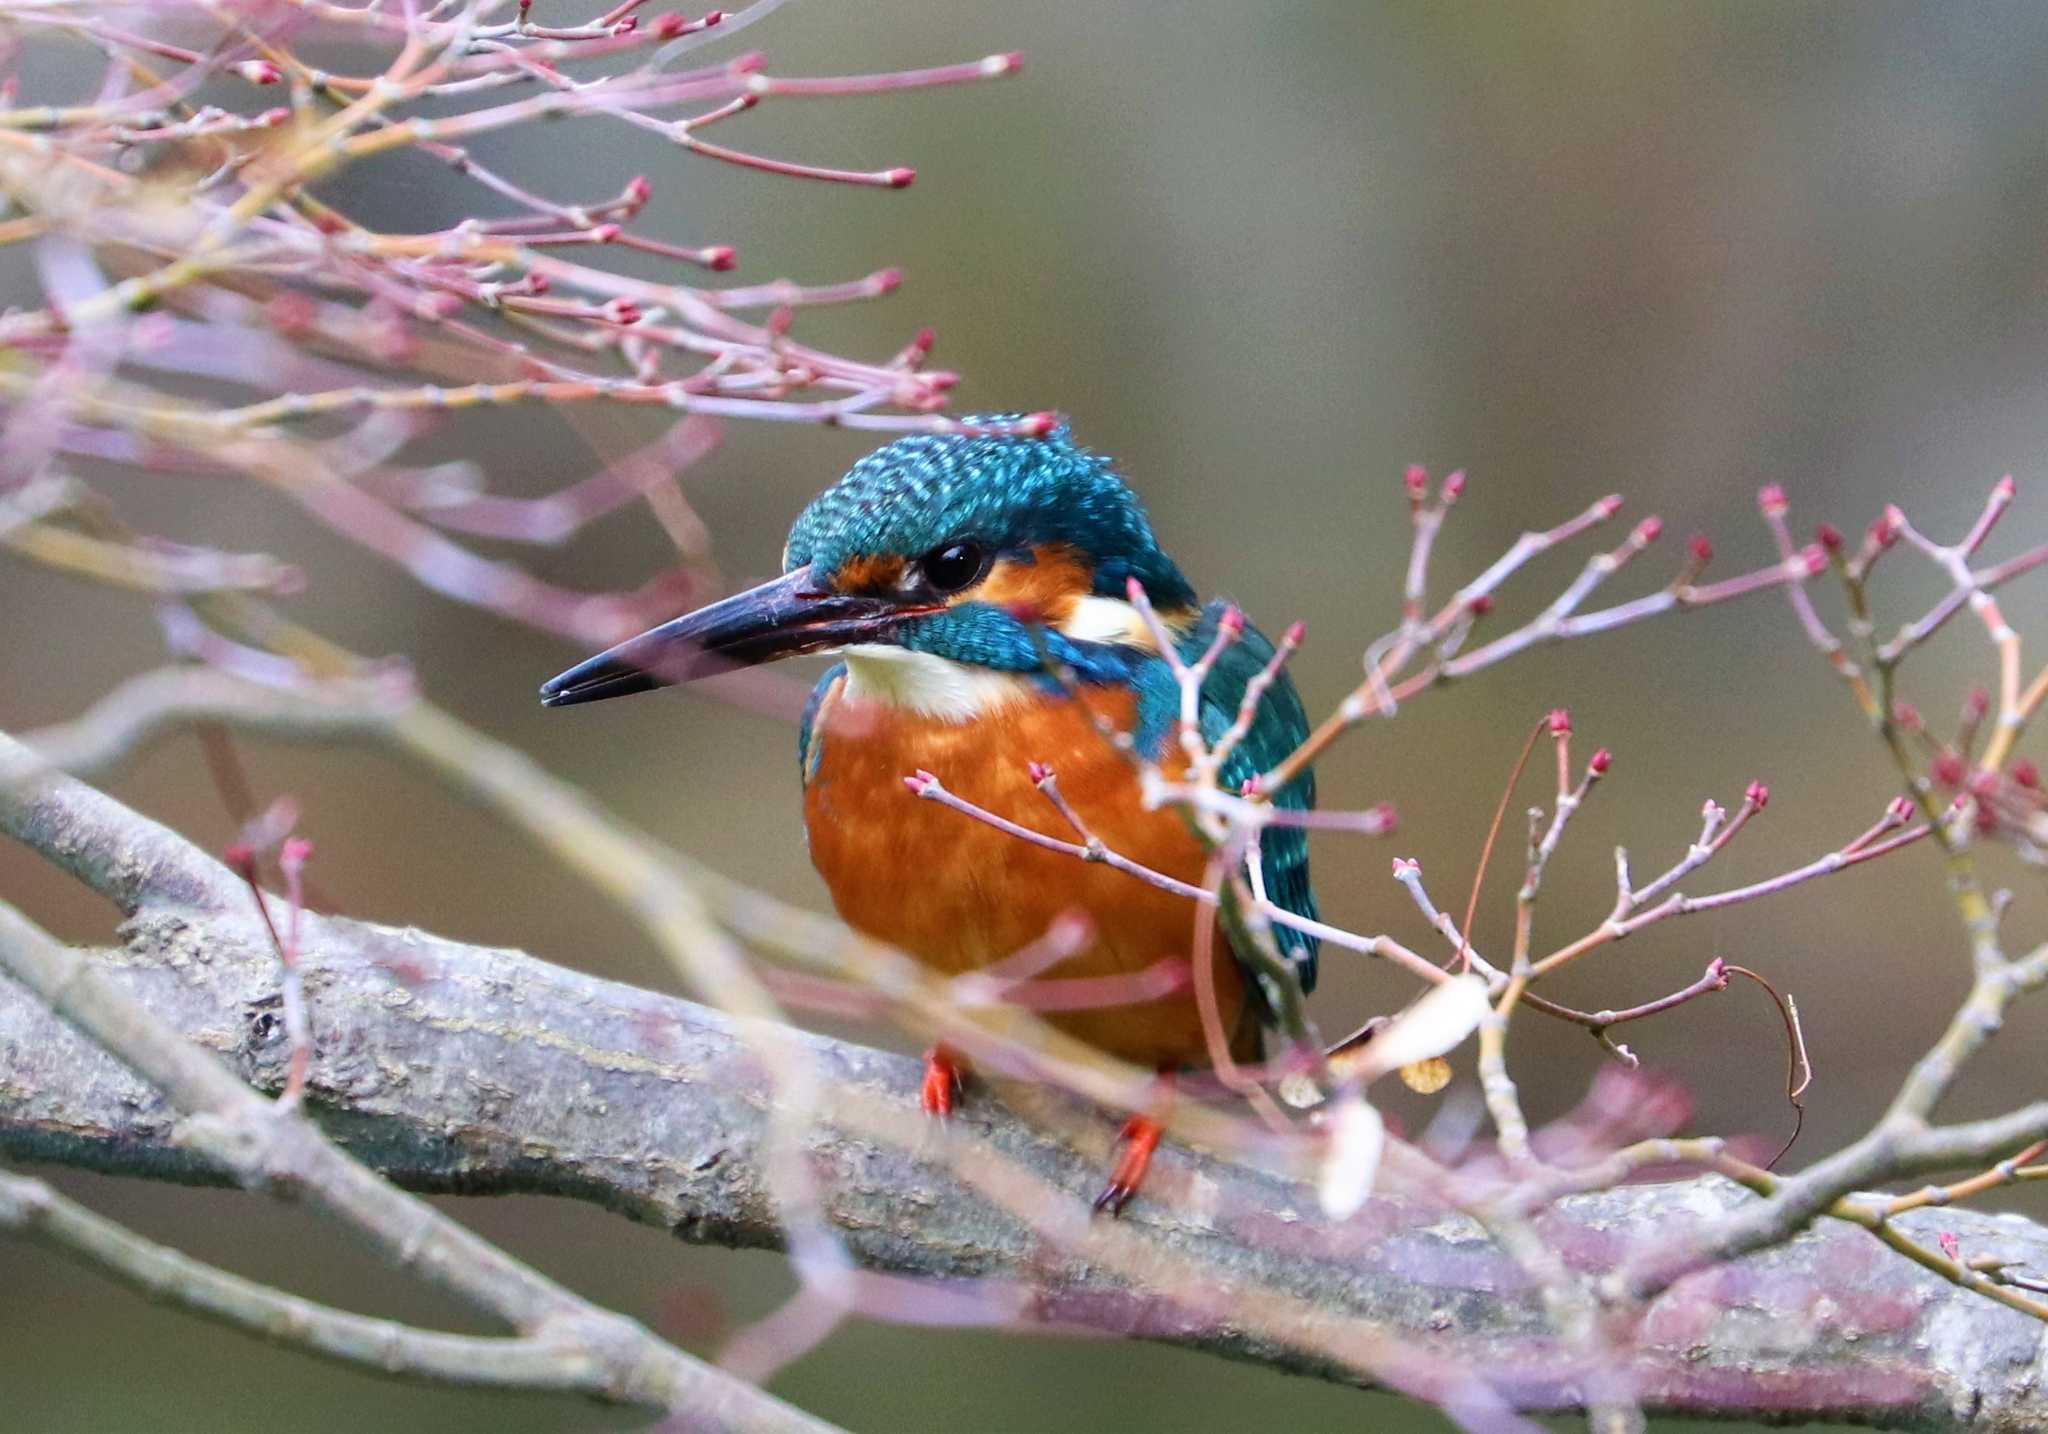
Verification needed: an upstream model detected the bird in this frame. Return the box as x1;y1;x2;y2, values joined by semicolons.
540;420;1318;1211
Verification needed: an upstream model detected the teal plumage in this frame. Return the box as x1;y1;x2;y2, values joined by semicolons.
1182;604;1320;996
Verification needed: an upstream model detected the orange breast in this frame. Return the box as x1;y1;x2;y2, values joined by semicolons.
803;677;1256;1069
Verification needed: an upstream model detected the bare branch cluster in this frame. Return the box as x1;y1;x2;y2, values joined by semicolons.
9;4;2048;1432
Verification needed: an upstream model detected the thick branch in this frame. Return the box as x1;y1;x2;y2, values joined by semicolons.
4;900;2046;1430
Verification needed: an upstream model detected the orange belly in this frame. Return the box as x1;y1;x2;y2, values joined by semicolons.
803;676;1256;1068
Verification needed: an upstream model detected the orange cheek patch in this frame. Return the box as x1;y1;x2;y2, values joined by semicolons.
832;553;907;595
973;544;1093;625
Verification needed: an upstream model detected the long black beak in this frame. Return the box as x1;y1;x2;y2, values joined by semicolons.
540;566;918;707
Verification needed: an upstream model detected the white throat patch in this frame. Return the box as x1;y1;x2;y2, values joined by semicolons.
840;646;1035;722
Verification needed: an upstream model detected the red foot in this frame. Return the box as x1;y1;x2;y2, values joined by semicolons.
1093;1113;1163;1217
920;1045;966;1118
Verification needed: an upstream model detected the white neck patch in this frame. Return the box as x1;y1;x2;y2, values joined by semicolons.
840;646;1035;722
1059;594;1163;648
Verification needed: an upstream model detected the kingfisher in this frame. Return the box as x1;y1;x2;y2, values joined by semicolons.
540;420;1318;1211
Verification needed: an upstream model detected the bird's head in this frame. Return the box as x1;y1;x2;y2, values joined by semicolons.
539;420;1196;707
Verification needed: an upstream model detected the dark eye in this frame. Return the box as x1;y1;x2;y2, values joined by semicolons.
919;540;986;593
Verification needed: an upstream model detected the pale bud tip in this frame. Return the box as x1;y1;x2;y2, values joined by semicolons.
1634;515;1664;544
1758;483;1788;516
1596;494;1624;518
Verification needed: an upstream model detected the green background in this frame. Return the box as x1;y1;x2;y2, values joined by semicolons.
10;2;2048;1429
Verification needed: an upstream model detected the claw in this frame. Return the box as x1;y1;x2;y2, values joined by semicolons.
920;1045;966;1119
1093;1112;1163;1217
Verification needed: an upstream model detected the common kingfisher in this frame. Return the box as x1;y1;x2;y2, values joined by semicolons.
541;421;1318;1210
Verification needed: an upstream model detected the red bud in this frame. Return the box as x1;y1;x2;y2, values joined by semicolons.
884;167;917;189
1816;522;1845;553
1931;753;1966;788
1548;708;1572;735
1589;748;1612;775
2014;759;2040;790
1758;483;1788;517
1634;516;1664;545
1404;464;1429;500
1744;780;1769;809
1688;533;1714;565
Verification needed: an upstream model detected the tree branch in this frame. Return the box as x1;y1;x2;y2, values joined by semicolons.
5;893;2048;1430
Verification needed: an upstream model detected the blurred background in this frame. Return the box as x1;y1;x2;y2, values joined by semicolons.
9;2;2048;1429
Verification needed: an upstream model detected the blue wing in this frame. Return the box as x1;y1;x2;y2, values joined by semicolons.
798;661;848;786
1183;602;1321;996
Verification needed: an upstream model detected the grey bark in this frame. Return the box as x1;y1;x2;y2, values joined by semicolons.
2;900;2044;1430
